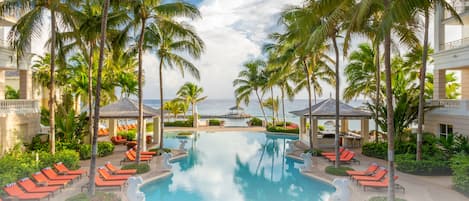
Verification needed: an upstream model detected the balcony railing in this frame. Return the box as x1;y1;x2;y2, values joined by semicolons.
439;37;469;51
426;99;469;111
0;100;39;114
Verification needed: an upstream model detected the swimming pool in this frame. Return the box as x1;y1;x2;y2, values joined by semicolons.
140;131;335;201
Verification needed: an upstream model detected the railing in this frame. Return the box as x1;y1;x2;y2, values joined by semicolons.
0;100;39;114
426;99;469;111
440;37;469;51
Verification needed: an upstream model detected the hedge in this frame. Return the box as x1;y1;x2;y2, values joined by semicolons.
66;192;121;201
117;130;136;141
361;142;388;159
78;142;115;160
450;153;469;196
121;164;150;174
164;120;192;127
267;126;299;134
325;166;354;176
247;117;263;126
396;154;452;176
208;119;222;126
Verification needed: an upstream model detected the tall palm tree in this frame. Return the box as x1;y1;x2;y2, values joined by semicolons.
129;0;200;162
1;0;77;154
233;59;269;124
145;20;203;149
176;82;208;127
88;0;110;195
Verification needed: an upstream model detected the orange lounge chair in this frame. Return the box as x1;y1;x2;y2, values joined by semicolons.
31;172;69;187
42;167;79;182
359;176;404;192
122;151;152;164
321;147;345;157
17;178;61;196
346;163;379;177
353;168;388;182
98;168;131;181
82;176;127;192
325;150;351;160
3;183;50;201
53;162;87;177
129;150;153;159
132;146;156;155
327;152;357;164
105;162;137;175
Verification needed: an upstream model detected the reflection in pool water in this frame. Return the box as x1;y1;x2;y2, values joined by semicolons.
140;132;335;201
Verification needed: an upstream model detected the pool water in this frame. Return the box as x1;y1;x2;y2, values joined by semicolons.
140;132;335;201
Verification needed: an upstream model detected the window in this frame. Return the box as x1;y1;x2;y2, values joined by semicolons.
439;124;453;139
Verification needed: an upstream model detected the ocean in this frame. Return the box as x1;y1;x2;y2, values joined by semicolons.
144;99;376;130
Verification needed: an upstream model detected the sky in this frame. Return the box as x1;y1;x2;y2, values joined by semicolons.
29;0;463;100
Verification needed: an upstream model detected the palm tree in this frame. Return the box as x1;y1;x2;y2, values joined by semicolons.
263;97;279;124
1;0;77;154
144;19;203;149
176;82;208;127
163;100;185;120
233;59;269;124
88;0;110;195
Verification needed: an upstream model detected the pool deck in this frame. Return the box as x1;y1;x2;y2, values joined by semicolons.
49;128;468;201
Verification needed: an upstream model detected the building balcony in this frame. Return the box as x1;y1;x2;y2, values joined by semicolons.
0;39;31;71
426;99;469;116
433;43;469;70
444;0;469;24
439;37;469;51
0;100;39;115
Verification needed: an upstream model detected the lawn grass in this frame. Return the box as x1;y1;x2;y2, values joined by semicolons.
66;192;121;201
325;166;354;176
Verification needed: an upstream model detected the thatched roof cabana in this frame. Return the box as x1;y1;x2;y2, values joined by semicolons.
99;98;160;119
290;98;372;119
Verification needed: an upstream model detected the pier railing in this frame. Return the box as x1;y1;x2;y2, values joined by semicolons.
0;100;39;114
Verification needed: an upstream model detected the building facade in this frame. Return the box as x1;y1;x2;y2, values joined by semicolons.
425;0;469;138
0;13;39;154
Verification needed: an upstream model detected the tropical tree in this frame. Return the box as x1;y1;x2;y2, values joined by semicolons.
233;59;269;124
144;16;203;149
1;0;78;154
163;100;185;120
263;97;279;124
176;82;207;127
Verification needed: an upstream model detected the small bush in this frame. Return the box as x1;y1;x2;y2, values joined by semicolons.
396;154;452;175
148;148;172;155
78;142;115;160
303;149;323;156
318;125;325;131
325;166;354;176
65;192;121;201
118;130;136;141
362;142;387;160
267;126;299;134
29;135;49;151
450;153;469;196
164;120;192;127
247;117;263;126
146;122;153;132
78;144;92;160
208;119;222;126
121;163;150;174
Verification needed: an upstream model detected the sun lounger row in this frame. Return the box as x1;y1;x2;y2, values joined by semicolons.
120;147;157;164
82;162;137;192
99;124;137;136
346;163;405;193
3;163;86;201
321;148;360;164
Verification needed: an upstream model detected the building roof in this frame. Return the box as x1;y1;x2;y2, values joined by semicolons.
289;98;372;119
99;98;160;119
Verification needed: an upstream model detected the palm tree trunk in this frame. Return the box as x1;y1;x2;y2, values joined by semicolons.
332;36;340;169
88;0;110;196
281;89;286;129
192;102;196;128
88;43;94;144
49;9;56;155
159;58;165;148
303;60;314;150
374;42;380;143
417;11;430;161
383;1;395;199
136;20;146;164
313;85;317;104
270;87;275;125
255;90;268;126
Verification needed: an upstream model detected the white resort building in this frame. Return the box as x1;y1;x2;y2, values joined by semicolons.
425;0;469;138
0;13;39;154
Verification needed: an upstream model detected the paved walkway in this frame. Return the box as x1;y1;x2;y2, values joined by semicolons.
48;129;468;201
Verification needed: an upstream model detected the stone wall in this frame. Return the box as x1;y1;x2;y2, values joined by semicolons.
0;112;40;154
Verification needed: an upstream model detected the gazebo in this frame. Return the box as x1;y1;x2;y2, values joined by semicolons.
99;98;161;151
290;98;372;148
229;105;244;115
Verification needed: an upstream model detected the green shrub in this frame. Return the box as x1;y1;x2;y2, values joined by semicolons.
318;125;325;131
450;153;469;196
98;142;115;157
121;163;150;174
267;126;299;134
362;142;387;159
29;135;49;152
78;144;92;160
209;119;222;126
118;130;136;141
303;149;323;156
396;154;452;175
325;166;354;176
66;192;121;201
248;117;263;126
146;122;154;132
164;120;192;127
148;148;172;155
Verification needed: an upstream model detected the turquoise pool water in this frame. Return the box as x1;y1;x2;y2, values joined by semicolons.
140;132;335;201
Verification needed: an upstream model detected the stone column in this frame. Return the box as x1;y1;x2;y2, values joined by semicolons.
340;119;348;133
312;117;319;149
0;70;5;100
434;3;444;52
140;119;147;151
361;118;370;145
19;70;32;99
299;117;307;134
109;119;117;137
461;69;469;99
153;116;161;146
434;69;446;99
